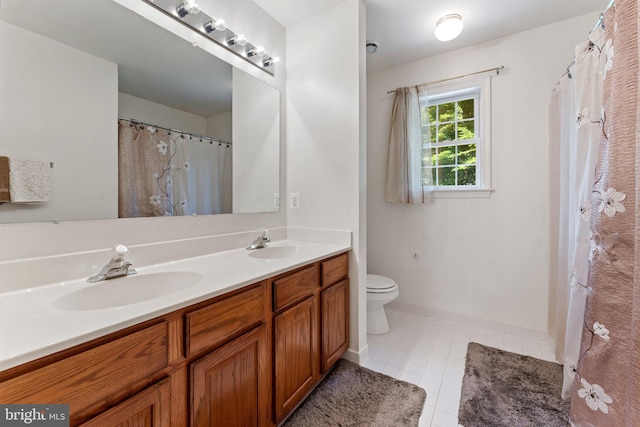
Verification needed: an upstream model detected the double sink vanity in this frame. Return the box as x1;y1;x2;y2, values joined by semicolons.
0;235;351;426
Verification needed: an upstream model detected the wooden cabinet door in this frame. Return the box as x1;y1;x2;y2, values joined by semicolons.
191;325;270;427
79;379;171;427
274;296;318;422
321;279;349;373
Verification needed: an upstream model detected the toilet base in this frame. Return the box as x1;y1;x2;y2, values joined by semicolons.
367;305;390;334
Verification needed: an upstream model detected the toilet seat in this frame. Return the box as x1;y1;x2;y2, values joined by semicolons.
366;274;398;293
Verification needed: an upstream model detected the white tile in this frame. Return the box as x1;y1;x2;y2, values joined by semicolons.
521;339;544;359
404;357;428;375
435;395;460;416
362;358;385;373
503;335;524;354
485;330;505;349
452;325;471;341
400;370;421;385
432;408;459;427
370;311;565;427
530;329;554;344
425;360;447;377
468;328;486;345
419;405;436;426
539;343;557;362
387;352;410;370
425;389;439;407
442;365;465;384
482;319;506;334
438;381;463;400
419;372;443;390
506;323;531;340
370;347;393;364
382;364;403;379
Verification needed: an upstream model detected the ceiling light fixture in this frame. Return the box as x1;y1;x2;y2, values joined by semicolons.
434;14;463;41
366;40;379;54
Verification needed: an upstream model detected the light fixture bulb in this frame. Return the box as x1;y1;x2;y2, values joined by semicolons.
434;14;463;41
227;33;247;47
246;46;265;57
176;0;200;18
263;56;280;67
204;17;226;33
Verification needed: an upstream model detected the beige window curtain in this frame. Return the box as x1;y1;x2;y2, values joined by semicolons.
385;86;430;203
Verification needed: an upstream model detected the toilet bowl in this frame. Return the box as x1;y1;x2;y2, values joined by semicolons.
366;274;399;334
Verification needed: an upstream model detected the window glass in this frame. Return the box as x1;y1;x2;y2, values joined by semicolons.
422;91;480;187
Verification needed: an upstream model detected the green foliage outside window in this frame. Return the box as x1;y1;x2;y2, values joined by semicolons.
421;96;477;187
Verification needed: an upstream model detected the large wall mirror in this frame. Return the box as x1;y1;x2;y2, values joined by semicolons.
0;0;280;223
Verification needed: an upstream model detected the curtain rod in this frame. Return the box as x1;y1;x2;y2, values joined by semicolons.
386;65;504;94
591;0;615;33
565;0;615;78
118;117;232;146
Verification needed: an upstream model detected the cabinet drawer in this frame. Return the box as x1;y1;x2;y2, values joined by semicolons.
0;322;168;425
273;265;319;312
322;253;348;287
80;378;171;427
186;284;266;357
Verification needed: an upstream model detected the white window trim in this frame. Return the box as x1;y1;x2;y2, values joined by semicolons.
420;73;494;198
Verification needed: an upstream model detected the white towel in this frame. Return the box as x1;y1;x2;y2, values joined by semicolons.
9;157;52;203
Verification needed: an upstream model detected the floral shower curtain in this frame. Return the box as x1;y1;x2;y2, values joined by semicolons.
118;120;231;217
177;136;232;216
561;0;640;424
549;23;605;399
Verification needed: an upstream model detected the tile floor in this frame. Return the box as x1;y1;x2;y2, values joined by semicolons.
362;308;557;427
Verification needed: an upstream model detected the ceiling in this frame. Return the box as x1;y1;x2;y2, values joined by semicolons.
254;0;611;72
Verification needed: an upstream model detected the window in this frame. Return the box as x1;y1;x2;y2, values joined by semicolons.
419;75;492;197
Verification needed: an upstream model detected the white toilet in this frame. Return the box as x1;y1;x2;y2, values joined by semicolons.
366;274;400;334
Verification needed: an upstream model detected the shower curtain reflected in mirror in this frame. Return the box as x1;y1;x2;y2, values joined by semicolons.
117;120;232;218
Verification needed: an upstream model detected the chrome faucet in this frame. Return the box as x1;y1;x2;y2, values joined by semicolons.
246;229;270;250
88;245;137;283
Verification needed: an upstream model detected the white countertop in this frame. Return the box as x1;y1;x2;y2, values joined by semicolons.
0;239;350;372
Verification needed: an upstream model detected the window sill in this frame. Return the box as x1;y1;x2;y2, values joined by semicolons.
427;188;494;199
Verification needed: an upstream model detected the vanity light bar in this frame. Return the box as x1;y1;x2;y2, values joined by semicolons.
142;0;277;76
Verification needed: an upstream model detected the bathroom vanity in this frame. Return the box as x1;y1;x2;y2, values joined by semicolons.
0;247;349;426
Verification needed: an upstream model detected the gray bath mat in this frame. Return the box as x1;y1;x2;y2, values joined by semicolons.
458;342;569;427
283;359;426;426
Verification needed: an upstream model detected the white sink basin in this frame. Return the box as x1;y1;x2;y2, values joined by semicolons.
53;271;203;311
248;245;299;259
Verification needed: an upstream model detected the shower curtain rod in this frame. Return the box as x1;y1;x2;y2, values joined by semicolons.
386;65;505;94
118;117;232;146
564;0;615;79
591;0;615;33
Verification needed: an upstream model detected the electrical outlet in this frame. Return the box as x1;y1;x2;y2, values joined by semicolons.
274;193;280;210
291;193;300;209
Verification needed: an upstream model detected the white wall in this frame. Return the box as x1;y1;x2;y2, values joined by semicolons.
286;0;367;360
233;70;280;213
0;0;286;262
207;112;232;144
367;12;599;331
0;21;118;223
119;92;209;135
